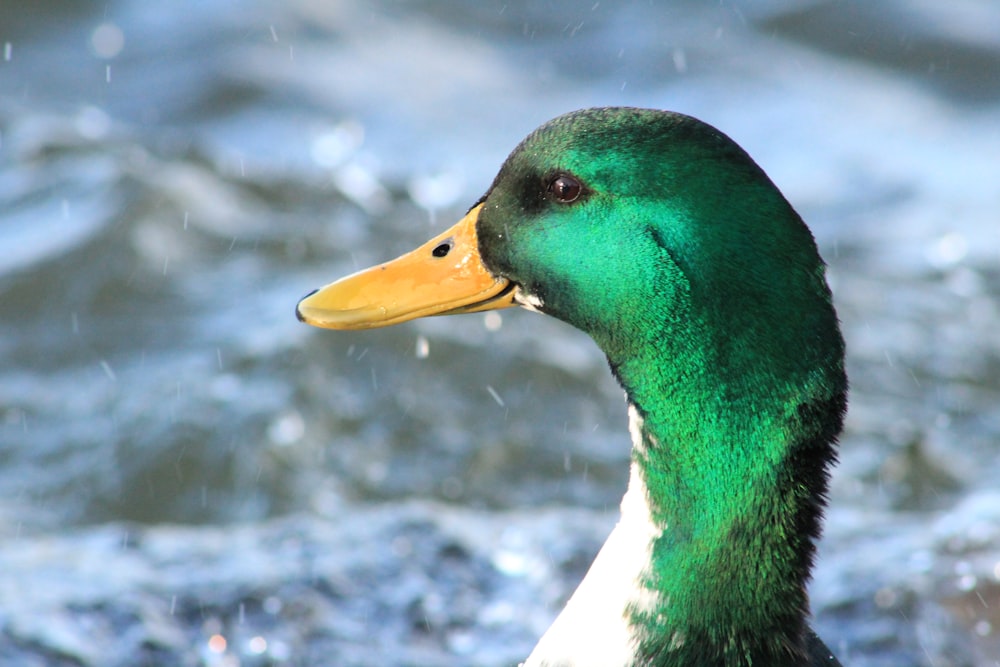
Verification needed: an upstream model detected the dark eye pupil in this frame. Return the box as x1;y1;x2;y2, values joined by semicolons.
549;175;582;203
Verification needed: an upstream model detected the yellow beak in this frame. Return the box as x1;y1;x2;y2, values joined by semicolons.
296;204;515;330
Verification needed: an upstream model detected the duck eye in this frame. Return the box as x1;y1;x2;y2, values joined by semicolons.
432;239;453;258
547;174;583;203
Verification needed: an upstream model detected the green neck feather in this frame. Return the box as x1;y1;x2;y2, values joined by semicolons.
616;319;844;664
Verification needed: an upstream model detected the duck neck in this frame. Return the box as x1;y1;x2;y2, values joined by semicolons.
611;336;844;665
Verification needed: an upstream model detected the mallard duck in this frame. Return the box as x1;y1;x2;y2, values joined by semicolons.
296;107;846;666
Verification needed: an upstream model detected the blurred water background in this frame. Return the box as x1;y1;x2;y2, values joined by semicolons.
1;1;999;665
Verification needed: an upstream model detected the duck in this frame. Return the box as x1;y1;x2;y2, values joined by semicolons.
296;107;847;667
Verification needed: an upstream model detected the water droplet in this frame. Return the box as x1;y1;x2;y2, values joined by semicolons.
249;636;268;654
408;171;464;211
926;232;968;269
672;48;687;73
91;22;125;59
957;574;977;591
268;411;305;446
207;634;227;654
334;162;389;214
309;121;365;169
100;359;117;381
486;385;505;407
75;106;110;140
484;312;502;331
493;550;529;576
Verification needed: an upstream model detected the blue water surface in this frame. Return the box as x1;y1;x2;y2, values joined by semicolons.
1;1;999;665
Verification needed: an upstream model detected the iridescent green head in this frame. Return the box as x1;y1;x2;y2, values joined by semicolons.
476;108;843;397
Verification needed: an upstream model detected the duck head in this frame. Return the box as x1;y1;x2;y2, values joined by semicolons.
297;107;843;402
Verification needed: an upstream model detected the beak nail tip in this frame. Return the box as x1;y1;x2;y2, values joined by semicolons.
296;289;319;323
